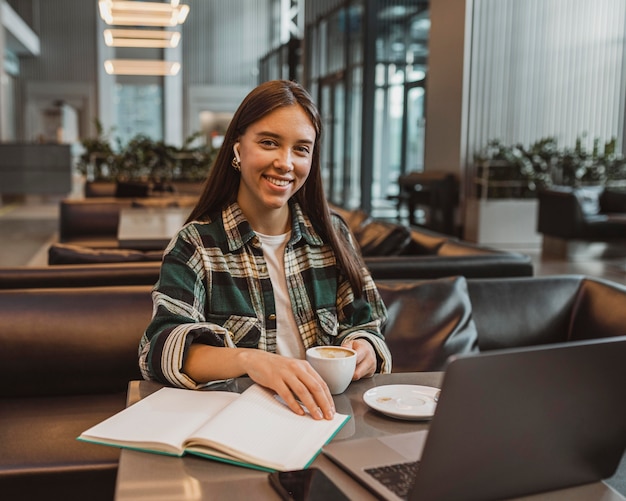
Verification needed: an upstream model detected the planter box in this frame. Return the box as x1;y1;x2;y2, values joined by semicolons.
464;198;541;249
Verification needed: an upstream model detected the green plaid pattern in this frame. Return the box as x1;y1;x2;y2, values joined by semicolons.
139;201;391;388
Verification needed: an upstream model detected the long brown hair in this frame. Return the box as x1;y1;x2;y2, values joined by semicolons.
187;80;365;295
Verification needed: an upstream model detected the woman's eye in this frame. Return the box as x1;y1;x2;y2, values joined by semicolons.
260;139;277;148
295;145;311;154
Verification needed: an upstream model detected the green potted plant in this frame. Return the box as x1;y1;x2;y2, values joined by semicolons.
76;124;218;197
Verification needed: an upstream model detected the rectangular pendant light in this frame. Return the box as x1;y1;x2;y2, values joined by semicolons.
99;0;190;27
103;29;181;48
104;59;181;76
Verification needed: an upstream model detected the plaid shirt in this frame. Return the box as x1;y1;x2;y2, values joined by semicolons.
139;201;392;388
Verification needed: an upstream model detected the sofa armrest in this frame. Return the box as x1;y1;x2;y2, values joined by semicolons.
568;277;626;341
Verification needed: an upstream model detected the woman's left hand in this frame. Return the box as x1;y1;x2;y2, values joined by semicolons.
342;339;377;380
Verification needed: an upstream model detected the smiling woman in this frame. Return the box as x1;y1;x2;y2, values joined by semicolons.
139;80;393;423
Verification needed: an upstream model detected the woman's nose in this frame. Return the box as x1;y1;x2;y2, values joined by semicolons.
273;150;294;171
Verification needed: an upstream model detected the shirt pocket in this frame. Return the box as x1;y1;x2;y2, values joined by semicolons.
205;313;261;348
315;307;339;345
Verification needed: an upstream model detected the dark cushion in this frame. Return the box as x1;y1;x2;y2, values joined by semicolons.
377;276;479;371
48;243;163;265
355;221;412;256
599;189;626;214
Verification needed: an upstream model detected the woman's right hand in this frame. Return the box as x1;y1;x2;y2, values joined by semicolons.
241;350;336;420
183;345;335;420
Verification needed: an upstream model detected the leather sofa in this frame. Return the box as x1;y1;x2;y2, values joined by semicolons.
537;186;626;256
0;286;151;501
2;275;625;499
53;200;532;278
58;196;197;249
331;205;533;279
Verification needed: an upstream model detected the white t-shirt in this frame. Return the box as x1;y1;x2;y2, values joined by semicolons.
256;231;306;359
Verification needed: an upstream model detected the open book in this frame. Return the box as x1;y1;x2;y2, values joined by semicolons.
78;383;350;472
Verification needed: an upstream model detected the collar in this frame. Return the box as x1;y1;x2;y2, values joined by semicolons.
223;200;324;252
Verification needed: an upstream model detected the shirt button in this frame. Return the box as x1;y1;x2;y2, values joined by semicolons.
268;314;276;321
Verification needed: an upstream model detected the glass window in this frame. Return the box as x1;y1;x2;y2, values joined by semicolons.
115;84;163;146
405;85;426;171
347;3;364;66
327;10;345;75
347;66;363;208
331;82;345;202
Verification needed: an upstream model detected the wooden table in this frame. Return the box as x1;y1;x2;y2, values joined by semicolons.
117;207;190;250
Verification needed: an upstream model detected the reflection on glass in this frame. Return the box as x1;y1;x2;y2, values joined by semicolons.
406;85;426;172
115;83;163;145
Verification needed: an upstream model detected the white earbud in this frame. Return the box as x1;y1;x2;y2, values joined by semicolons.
233;143;241;163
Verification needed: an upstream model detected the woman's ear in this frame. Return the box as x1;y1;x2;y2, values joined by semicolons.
233;143;241;163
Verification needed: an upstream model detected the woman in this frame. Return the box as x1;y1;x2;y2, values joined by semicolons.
139;80;392;420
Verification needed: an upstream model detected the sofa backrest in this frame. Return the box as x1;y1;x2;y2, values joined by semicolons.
59;198;132;241
4;275;622;397
0;262;161;289
0;285;153;397
378;275;626;372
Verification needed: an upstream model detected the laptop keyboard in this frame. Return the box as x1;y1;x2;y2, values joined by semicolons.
364;460;420;500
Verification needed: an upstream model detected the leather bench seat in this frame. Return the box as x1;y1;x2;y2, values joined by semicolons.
0;392;125;501
0;286;151;500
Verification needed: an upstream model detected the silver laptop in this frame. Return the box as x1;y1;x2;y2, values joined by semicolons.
324;336;626;501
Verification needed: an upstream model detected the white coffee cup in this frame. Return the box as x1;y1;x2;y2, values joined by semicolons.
306;346;357;395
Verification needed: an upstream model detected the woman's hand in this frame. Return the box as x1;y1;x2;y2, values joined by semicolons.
183;344;335;421
342;338;377;380
241;350;336;421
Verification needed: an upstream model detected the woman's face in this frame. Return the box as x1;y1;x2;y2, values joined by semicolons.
235;104;316;220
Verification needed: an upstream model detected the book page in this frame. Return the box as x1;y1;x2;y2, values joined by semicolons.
79;387;239;455
185;384;349;470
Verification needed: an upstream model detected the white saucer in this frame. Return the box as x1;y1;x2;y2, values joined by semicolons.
363;384;438;420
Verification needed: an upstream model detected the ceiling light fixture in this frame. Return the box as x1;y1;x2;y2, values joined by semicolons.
104;59;181;76
103;29;181;48
98;0;190;27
